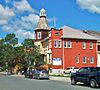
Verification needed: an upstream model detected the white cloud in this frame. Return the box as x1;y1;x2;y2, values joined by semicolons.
0;20;8;25
76;0;100;13
0;0;39;41
15;29;35;39
14;0;34;12
0;4;15;25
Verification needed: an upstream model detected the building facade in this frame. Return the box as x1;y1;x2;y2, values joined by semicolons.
34;8;98;73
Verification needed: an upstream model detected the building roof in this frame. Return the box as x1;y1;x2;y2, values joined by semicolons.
83;30;100;42
61;25;98;40
35;8;50;30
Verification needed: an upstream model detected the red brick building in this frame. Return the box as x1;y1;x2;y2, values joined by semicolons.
34;8;98;73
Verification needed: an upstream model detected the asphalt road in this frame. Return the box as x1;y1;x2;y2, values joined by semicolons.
0;75;100;90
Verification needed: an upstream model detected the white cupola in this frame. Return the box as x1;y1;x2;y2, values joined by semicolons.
40;8;46;17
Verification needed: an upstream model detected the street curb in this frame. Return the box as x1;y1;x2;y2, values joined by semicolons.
49;76;70;82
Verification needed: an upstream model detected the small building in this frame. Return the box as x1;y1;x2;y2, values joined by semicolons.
34;8;98;73
83;30;100;66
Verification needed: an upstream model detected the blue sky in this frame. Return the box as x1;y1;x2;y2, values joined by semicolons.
0;0;100;43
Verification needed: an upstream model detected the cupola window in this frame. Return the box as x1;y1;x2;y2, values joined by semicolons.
37;32;41;39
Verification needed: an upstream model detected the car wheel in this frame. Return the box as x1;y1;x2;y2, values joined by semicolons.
71;77;76;85
90;79;97;88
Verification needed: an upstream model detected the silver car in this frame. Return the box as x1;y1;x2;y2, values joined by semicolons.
34;69;49;80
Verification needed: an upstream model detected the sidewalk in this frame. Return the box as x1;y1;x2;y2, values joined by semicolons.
50;76;70;82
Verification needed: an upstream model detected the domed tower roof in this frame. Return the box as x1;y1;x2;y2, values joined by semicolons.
40;8;46;17
35;8;50;30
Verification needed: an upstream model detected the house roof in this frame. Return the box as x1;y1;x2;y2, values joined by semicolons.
83;30;100;42
61;25;98;40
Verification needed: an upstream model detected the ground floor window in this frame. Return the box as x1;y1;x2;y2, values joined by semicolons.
82;57;86;63
90;56;94;64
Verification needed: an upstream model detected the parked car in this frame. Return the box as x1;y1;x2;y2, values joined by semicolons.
71;67;100;88
63;67;79;74
25;69;35;78
34;69;49;80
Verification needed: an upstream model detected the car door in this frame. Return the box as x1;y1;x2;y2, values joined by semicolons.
76;67;89;82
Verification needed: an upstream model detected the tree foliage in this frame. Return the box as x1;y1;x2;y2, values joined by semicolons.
0;34;44;73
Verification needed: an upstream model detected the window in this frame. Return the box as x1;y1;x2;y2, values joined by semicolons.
54;40;57;48
55;32;60;36
58;40;61;48
90;57;94;64
37;32;41;39
82;42;86;49
78;67;88;73
67;41;72;48
64;41;67;48
54;40;61;48
90;42;93;49
76;56;79;63
82;57;86;63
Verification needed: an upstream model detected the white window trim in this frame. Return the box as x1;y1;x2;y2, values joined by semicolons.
82;42;86;49
54;40;62;48
37;32;41;39
67;41;72;48
90;56;94;64
82;57;86;64
58;40;61;48
90;42;93;49
64;41;67;48
54;40;58;48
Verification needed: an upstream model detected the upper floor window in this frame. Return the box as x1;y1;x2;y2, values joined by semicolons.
82;42;86;49
67;41;72;48
90;42;93;49
90;56;94;64
55;32;60;36
58;40;61;48
64;41;67;48
37;32;41;39
54;40;61;48
54;40;57;48
82;57;86;63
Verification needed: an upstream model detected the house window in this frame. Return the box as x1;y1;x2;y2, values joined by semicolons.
67;41;72;48
55;32;60;36
90;57;94;64
82;42;86;49
54;40;57;48
64;41;67;48
58;40;61;48
82;57;86;63
90;42;93;49
54;40;61;48
76;56;79;63
37;32;41;39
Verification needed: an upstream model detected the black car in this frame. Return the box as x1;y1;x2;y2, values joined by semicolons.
71;67;100;88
